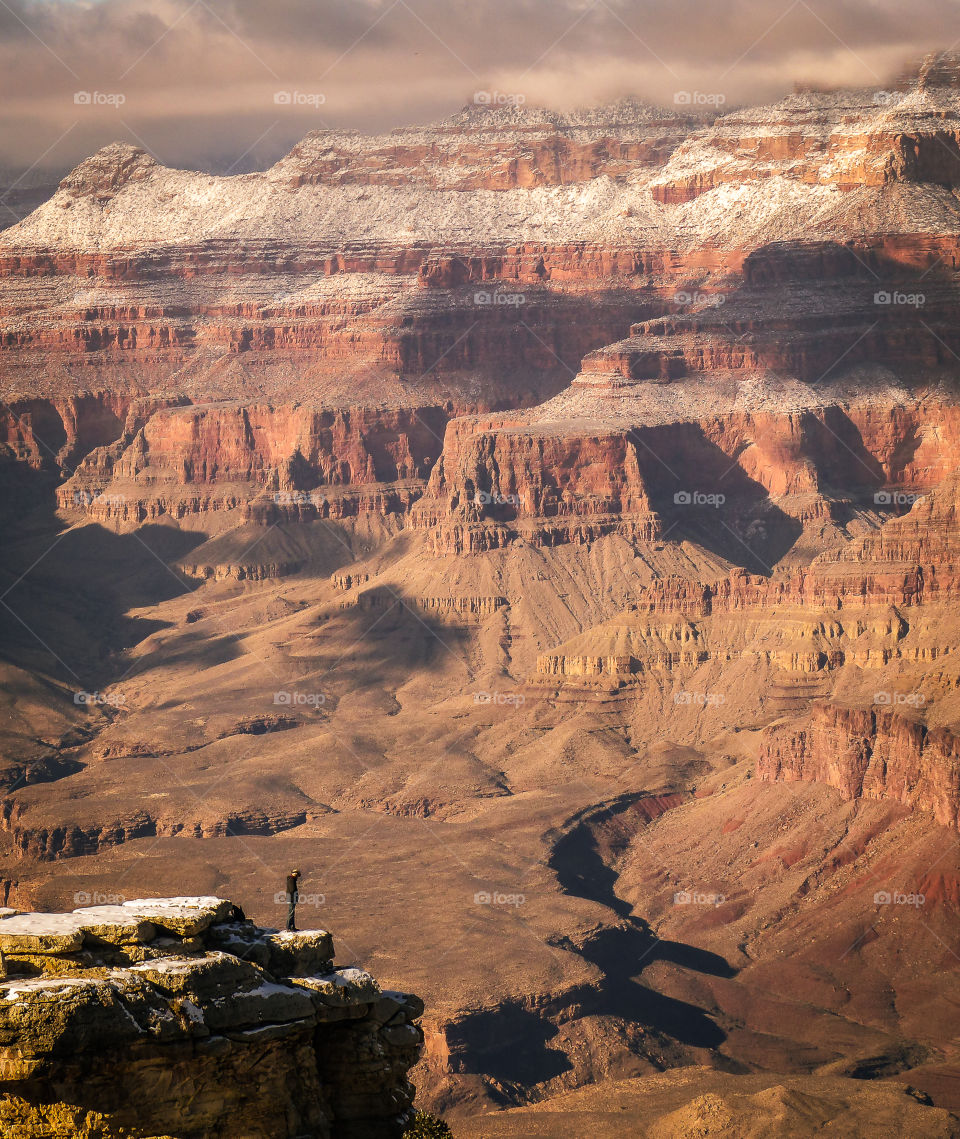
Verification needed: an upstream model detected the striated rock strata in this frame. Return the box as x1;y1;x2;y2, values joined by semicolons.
758;703;960;830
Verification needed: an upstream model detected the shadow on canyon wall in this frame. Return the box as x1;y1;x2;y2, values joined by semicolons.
0;460;204;685
633;425;805;573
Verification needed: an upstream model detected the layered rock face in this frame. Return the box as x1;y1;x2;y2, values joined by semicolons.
277;100;702;192
408;227;960;559
0;103;711;428
533;470;960;830
7;52;960;1125
7;57;960;555
534;601;916;680
758;704;960;829
58;402;448;528
0;897;423;1139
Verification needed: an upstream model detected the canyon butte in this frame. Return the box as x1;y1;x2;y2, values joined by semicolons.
2;48;960;1137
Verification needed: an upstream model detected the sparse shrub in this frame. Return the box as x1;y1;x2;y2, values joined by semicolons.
403;1111;454;1138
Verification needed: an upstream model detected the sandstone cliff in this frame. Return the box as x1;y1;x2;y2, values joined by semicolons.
758;703;960;830
0;897;423;1139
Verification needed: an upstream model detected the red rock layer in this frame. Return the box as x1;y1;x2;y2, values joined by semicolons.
649;129;960;203
0;393;176;470
411;418;662;554
286;138;685;191
758;703;960;830
0;241;742;283
57;403;451;524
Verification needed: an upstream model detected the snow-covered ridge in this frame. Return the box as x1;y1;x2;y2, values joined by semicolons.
6;53;960;253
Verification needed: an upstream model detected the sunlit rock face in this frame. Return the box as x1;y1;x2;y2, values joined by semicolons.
5;52;960;1130
0;897;423;1139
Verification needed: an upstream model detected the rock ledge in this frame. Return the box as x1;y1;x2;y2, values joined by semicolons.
0;897;423;1138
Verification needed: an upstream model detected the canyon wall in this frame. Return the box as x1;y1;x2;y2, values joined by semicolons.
758;703;960;830
5;61;960;1118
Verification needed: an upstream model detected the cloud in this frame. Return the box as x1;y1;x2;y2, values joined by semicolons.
0;0;951;179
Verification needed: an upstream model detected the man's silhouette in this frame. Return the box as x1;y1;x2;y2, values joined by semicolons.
285;868;301;931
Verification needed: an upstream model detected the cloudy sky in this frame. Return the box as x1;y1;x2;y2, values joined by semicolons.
0;0;955;181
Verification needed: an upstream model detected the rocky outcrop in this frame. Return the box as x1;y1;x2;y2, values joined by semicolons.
534;597;921;681
58;144;160;199
0;799;318;860
355;588;507;623
758;704;960;830
56;402;447;526
647;56;960;203
278;99;700;192
412;417;662;554
0;897;423;1138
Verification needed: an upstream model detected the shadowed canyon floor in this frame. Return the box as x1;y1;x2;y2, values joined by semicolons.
3;51;960;1137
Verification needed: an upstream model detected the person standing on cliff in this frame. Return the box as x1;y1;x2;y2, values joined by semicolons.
285;868;301;931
